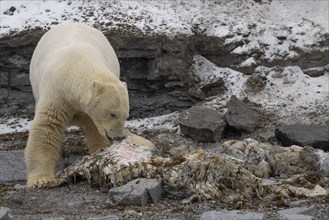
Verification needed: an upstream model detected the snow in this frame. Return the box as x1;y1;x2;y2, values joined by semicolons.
0;112;179;135
1;1;328;34
191;55;249;108
3;55;324;135
0;118;32;134
316;149;329;175
0;0;328;133
0;0;72;33
253;66;329;124
125;112;180;134
0;118;79;134
268;0;329;31
1;0;328;65
239;57;257;67
192;55;329;125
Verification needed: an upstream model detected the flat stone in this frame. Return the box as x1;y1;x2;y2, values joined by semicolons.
199;210;264;220
278;214;313;220
87;215;120;220
107;178;162;206
0;150;26;183
0;207;12;220
278;206;315;220
275;124;329;150
179;106;226;142
0;150;77;183
43;218;65;220
303;66;326;77
225;96;260;133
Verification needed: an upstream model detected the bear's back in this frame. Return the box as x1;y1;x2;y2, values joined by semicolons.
41;23;112;56
30;23;119;79
30;23;120;101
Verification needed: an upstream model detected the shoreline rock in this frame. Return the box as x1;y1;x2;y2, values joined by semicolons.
275;124;329;150
179;106;226;142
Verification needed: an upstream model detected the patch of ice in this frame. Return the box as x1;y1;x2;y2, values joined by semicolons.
232;41;261;55
125;112;179;134
224;35;243;45
66;126;81;132
315;149;329;176
240;57;257;67
0;118;81;134
0;118;32;134
0;112;179;135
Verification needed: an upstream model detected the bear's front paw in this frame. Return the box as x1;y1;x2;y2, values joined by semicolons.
27;176;59;189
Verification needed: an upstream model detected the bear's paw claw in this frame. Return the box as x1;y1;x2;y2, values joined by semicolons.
27;176;59;189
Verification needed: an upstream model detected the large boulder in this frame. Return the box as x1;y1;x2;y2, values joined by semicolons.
275;124;329;150
225;96;260;133
179;106;226;142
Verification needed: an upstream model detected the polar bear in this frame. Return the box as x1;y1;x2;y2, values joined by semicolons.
25;23;129;188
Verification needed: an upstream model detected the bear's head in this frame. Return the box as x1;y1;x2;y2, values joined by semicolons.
88;80;129;141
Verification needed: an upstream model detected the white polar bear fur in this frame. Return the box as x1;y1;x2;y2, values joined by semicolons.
25;22;129;188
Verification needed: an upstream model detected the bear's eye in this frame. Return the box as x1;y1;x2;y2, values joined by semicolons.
110;113;116;118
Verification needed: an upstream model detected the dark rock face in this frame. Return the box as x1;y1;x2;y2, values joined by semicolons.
0;29;259;119
275;124;329;150
225;96;260;133
0;30;38;118
0;30;195;118
179;106;226;142
1;27;328;119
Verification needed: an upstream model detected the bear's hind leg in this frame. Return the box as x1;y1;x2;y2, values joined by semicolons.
25;105;71;188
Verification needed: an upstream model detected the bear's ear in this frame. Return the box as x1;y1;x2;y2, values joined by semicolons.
92;80;105;96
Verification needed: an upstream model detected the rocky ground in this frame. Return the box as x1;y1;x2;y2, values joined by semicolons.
1;0;329;219
1;112;329;219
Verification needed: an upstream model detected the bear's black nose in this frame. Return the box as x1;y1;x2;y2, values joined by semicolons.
114;136;125;142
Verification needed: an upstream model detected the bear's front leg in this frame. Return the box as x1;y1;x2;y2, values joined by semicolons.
72;113;109;153
25;107;70;188
83;116;109;153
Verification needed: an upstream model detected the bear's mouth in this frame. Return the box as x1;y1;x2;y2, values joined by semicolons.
105;130;113;141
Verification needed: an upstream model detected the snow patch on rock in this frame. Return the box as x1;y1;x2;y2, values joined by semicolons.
192;55;329;125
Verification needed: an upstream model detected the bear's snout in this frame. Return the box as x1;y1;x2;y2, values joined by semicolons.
114;135;125;142
105;129;125;142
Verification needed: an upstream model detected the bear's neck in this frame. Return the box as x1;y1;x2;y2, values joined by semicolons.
65;59;120;113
